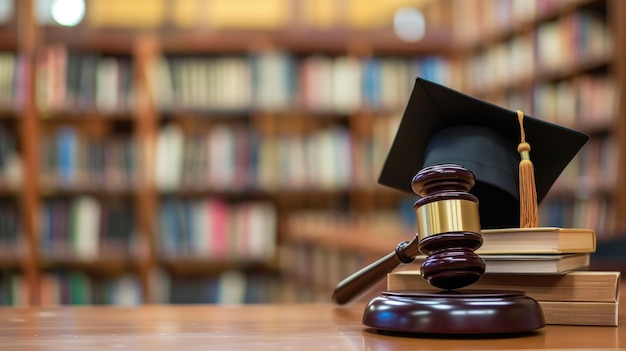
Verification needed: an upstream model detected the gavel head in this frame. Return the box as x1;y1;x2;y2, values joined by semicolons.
411;164;485;290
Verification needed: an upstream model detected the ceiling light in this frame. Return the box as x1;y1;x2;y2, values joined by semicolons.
393;7;426;43
51;0;85;26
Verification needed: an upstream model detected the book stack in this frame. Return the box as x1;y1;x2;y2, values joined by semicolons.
388;227;621;326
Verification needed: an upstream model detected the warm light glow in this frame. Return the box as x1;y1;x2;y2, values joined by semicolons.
0;0;13;23
393;7;426;43
51;0;85;26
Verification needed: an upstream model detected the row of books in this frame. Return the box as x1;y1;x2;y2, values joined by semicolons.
0;125;21;188
0;50;452;115
37;45;135;113
154;269;284;305
0;52;17;109
280;241;374;297
155;117;399;192
39;126;137;190
452;0;580;44
463;9;611;95
578;137;618;188
484;75;616;135
39;197;136;261
16;124;618;235
35;44;452;114
152;53;452;113
463;32;534;94
540;196;614;239
552;136;617;192
17;115;394;193
0;201;21;260
3;271;141;306
156;123;352;191
468;74;617;132
4;269;292;306
532;75;616;128
1;269;289;306
157;198;277;261
535;9;611;71
539;136;618;235
11;114;400;193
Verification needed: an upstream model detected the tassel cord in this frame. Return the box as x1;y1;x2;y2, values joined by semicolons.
517;110;538;228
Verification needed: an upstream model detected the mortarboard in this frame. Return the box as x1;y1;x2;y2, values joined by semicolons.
378;77;589;229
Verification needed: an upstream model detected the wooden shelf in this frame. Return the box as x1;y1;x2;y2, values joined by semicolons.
154;187;406;200
286;229;407;257
158;259;277;276
158;108;367;120
0;186;20;197
0;108;19;119
41;26;136;54
0;28;17;50
38;110;135;122
38;186;138;197
40;25;453;56
40;258;140;275
0;257;22;269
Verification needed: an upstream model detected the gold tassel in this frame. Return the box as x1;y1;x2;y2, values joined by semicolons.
517;110;538;228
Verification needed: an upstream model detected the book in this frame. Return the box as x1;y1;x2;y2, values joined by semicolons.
388;270;621;302
482;253;590;274
72;196;101;261
155;124;184;191
539;301;618;326
410;253;590;274
477;227;596;254
387;270;620;326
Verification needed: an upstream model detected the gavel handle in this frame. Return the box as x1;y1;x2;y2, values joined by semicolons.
331;237;420;305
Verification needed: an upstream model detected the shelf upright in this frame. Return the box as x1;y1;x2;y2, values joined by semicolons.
134;34;160;303
17;0;41;306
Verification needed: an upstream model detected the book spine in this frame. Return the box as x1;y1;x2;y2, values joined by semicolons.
387;271;620;303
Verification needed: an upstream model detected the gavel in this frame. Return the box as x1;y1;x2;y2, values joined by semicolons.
332;164;486;305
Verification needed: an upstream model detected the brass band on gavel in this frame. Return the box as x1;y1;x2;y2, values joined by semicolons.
415;197;481;240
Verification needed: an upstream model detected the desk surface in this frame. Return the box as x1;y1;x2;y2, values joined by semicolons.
0;302;624;351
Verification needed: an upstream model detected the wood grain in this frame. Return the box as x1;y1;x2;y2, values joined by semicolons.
0;301;624;350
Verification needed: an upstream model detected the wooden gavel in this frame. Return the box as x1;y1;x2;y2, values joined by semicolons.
332;164;486;305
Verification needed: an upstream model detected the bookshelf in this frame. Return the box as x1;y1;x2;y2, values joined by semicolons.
281;0;626;303
1;0;456;305
6;0;626;306
452;0;625;239
140;43;454;303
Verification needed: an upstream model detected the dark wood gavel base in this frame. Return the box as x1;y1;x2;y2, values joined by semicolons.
363;289;545;335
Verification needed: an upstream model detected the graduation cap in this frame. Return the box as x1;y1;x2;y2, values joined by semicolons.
378;77;589;229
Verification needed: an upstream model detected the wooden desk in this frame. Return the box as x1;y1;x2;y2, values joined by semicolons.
0;301;624;350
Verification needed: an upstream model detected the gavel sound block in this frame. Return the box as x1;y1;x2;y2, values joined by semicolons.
332;164;545;335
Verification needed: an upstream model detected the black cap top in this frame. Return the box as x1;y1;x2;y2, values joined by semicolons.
378;77;589;229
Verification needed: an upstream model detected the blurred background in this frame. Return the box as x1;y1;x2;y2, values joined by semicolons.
0;0;624;306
